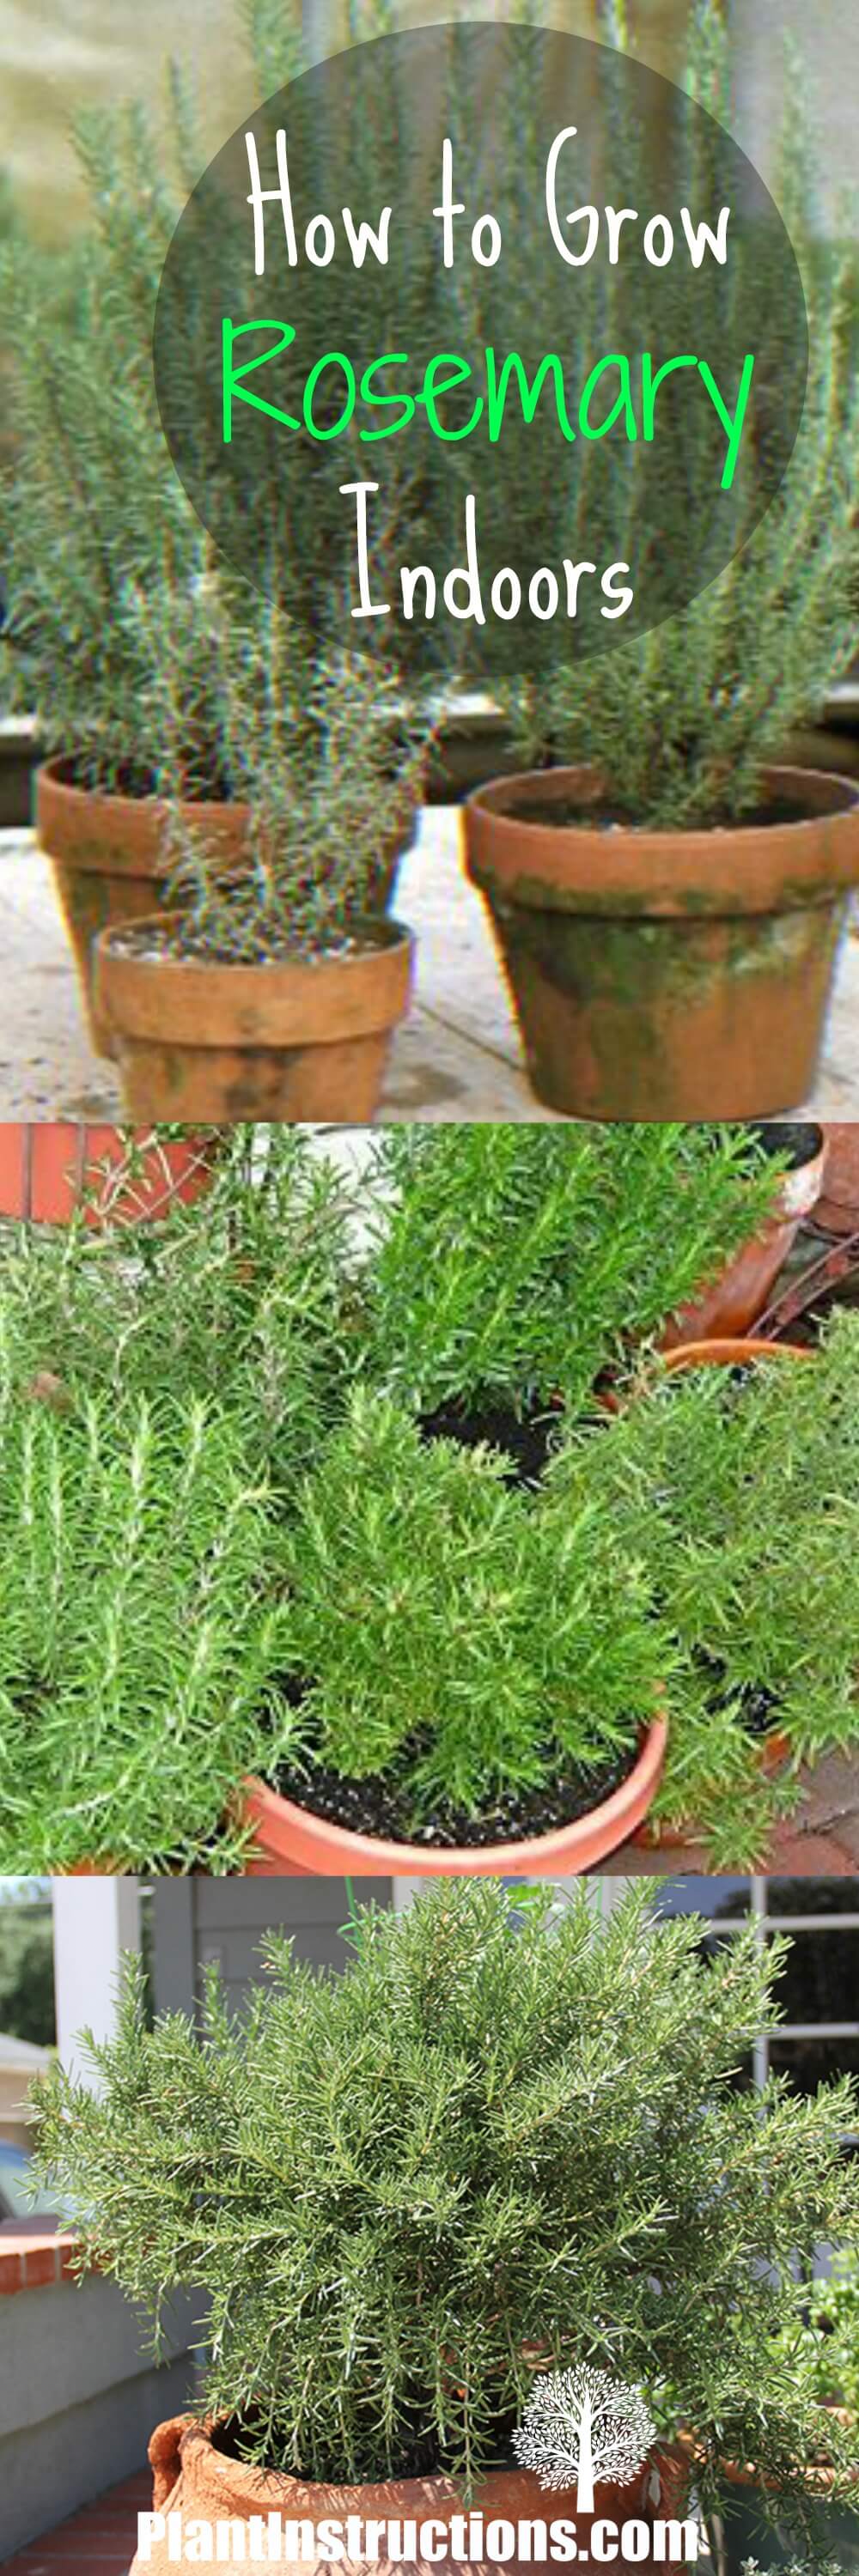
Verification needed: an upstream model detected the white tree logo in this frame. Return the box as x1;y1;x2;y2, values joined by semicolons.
512;2365;656;2512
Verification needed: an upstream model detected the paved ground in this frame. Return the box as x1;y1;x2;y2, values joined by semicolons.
0;2469;148;2573
3;812;859;1120
606;1748;859;1877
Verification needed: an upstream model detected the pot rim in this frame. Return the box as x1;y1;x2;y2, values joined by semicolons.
150;2413;678;2521
466;762;859;840
95;911;413;972
241;1705;667;1877
36;752;249;825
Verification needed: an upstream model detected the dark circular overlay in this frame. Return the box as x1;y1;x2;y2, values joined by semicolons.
153;22;807;674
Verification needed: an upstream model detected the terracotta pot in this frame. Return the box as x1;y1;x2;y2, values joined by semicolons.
37;759;417;1061
463;764;859;1118
661;1127;827;1349
815;1123;859;1236
239;1710;667;1878
632;1338;809;1853
93;918;414;1122
36;760;251;1058
0;1121;218;1226
132;2415;686;2576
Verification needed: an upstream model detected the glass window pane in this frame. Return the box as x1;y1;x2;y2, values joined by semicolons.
652;1877;751;1922
769;2037;859;2094
765;1929;859;2027
765;1880;859;1918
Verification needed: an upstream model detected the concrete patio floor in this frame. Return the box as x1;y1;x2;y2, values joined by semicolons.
0;2467;148;2573
2;811;859;1121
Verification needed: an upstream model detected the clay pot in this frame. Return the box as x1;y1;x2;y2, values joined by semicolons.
462;764;859;1118
815;1124;859;1236
36;760;251;1058
662;1126;827;1349
631;1338;810;1853
0;1121;218;1227
132;2415;685;2576
37;760;416;1061
239;1710;667;1878
93;918;414;1122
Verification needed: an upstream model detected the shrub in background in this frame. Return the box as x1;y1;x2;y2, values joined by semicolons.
0;1127;358;1492
31;1877;859;2530
362;1124;783;1420
558;1309;859;1864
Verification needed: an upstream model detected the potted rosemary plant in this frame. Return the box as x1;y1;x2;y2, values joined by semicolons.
92;605;419;1121
462;25;859;1119
0;98;421;1084
30;1880;859;2572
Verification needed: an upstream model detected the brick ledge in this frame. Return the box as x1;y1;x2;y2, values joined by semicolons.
0;2219;81;2296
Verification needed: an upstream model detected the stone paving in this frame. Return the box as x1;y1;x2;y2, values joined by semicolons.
2;811;859;1121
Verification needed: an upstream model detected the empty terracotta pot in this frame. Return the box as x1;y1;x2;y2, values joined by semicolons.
463;764;859;1118
94;918;414;1122
36;760;251;1058
662;1127;827;1348
0;1122;218;1226
239;1710;667;1878
132;2415;687;2576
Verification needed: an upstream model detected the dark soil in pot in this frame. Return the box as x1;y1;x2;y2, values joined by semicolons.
742;1120;825;1172
695;1648;782;1741
210;2409;521;2482
500;789;815;835
417;1394;564;1485
266;1726;639;1850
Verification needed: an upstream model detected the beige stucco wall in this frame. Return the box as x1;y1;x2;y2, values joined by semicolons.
0;2;854;234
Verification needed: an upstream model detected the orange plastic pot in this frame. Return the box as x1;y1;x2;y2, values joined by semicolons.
239;1709;667;1878
661;1130;827;1348
632;1337;810;1851
131;2415;687;2576
94;916;414;1122
0;1122;219;1226
463;763;859;1117
36;760;252;1058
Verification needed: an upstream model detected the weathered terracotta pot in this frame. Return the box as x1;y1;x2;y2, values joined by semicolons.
239;1710;667;1878
37;759;417;1060
463;764;859;1118
0;1121;218;1226
662;1127;827;1348
131;2415;686;2576
816;1124;859;1236
94;918;414;1122
36;760;251;1058
631;1338;810;1853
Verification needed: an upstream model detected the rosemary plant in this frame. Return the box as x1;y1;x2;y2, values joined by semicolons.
30;1877;859;2533
554;1308;859;1865
361;1123;784;1419
0;1370;292;1873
